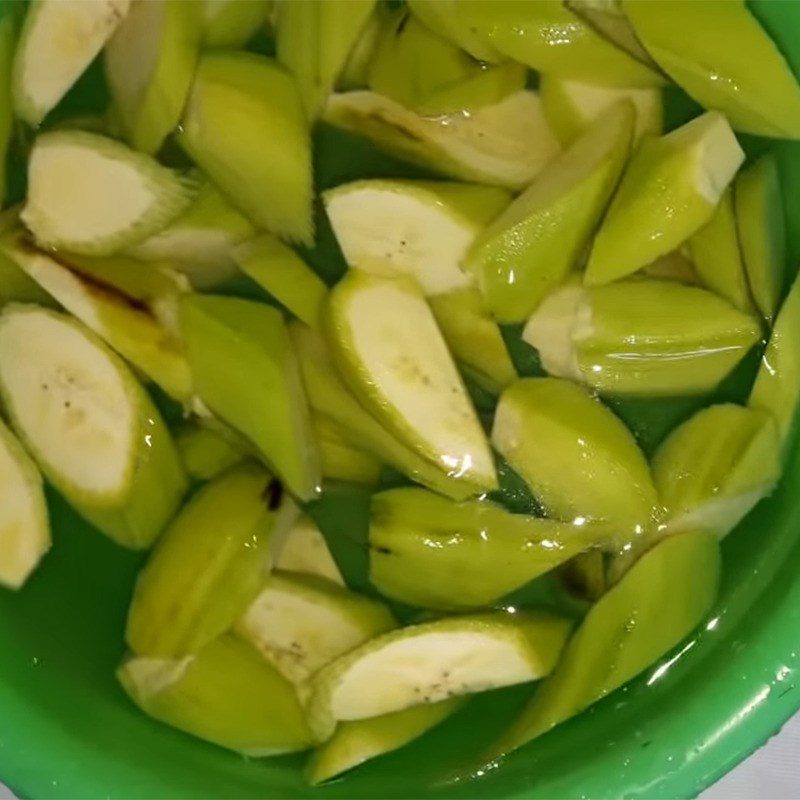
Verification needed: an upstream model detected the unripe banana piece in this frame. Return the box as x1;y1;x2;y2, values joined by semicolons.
306;610;571;740
126;462;296;657
118;634;315;756
235;571;396;684
0;305;186;549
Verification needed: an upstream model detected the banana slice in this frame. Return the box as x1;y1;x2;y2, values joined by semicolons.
174;422;245;482
275;514;344;586
323;179;509;297
0;305;186;549
491;531;720;759
307;611;571;739
585;111;744;286
429;287;516;395
306;698;463;784
12;0;130;127
652;403;780;538
180;294;321;500
126;176;255;291
105;0;201;155
625;0;800;138
201;0;272;47
492;378;657;536
235;571;396;684
735;153;786;322
4;238;192;401
750;273;800;450
118;634;315;756
233;234;327;328
465;101;634;322
178;52;313;245
369;487;616;609
0;418;50;589
126;463;297;658
276;0;375;118
688;188;755;314
324;90;560;191
291;322;479;500
524;279;761;397
21;131;196;257
325;272;497;495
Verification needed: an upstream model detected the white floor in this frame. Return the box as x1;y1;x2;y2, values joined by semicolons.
1;716;799;799
701;712;800;798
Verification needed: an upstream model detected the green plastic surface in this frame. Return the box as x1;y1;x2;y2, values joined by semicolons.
2;2;800;798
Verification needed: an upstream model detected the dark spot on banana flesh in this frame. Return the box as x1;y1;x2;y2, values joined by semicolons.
263;478;283;510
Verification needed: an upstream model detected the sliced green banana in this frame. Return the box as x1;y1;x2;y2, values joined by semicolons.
233;234;327;328
688;188;754;314
735;154;786;322
323;179;510;297
524;279;761;396
325;272;496;495
492;378;657;536
178;52;313;245
491;531;720;758
277;0;376;119
126;463;296;657
201;0;272;47
290;321;479;500
540;76;662;146
429;287;516;396
369;487;615;609
21;131;196;257
565;0;658;68
0;305;186;549
5;238;192;401
307;611;571;738
750;273;800;450
652;403;780;539
367;11;525;116
174;422;246;482
0;10;15;205
466;101;634;323
458;0;663;88
180;294;320;501
0;418;50;590
105;0;201;155
585;112;744;286
306;697;463;785
314;415;382;486
624;0;800;138
274;513;345;587
118;634;315;756
126;175;255;291
12;0;130;127
235;571;396;684
406;0;501;63
324;90;560;191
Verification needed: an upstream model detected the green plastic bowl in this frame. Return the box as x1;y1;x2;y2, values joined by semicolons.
3;2;800;798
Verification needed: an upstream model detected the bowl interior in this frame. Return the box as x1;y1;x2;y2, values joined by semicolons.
2;2;800;798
